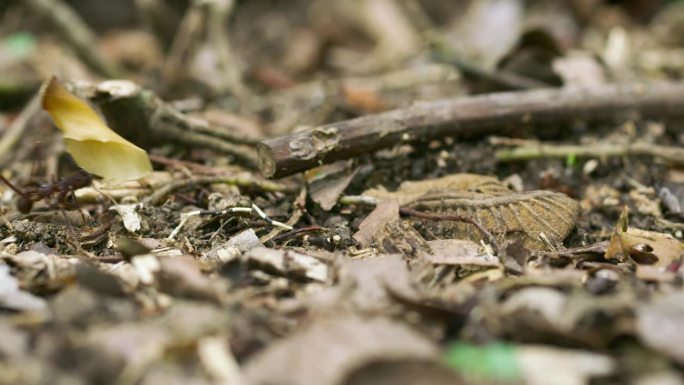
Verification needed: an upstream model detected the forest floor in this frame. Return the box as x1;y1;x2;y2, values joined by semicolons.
1;1;684;384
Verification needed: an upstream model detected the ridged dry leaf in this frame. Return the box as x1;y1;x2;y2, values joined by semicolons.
41;76;152;182
365;174;580;251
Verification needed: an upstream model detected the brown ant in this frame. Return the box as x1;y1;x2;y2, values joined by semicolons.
0;169;93;213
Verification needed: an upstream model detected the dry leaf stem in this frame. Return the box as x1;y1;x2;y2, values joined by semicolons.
144;175;297;206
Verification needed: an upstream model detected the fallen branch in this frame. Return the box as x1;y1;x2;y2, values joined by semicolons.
495;142;684;166
88;80;259;167
258;82;684;178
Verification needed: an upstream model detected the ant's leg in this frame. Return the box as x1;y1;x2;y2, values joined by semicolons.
60;208;71;226
67;187;87;224
58;207;79;238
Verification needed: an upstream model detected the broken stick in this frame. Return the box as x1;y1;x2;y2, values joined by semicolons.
88;80;259;168
258;82;684;178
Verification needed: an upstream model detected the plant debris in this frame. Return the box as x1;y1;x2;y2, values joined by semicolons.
2;1;684;384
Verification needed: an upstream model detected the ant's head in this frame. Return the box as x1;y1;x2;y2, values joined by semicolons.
0;174;32;213
17;197;33;214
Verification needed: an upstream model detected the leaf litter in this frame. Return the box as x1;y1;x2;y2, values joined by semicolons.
1;1;684;385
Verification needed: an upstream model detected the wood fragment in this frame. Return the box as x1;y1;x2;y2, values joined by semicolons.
89;80;259;167
259;82;684;178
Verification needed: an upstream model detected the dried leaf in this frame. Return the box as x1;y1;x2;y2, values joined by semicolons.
637;292;684;365
109;203;142;233
244;315;442;385
307;255;415;315
157;256;226;303
606;207;684;266
365;174;579;250
353;200;399;248
0;263;48;312
41;76;152;182
307;161;358;211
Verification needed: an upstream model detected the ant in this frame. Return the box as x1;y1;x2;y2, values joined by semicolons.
0;169;93;213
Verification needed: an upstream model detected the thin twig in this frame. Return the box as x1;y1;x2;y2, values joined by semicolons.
149;154;242;175
251;203;293;231
144;175;296;206
495;142;684;166
167;204;292;240
259;187;307;243
271;226;326;243
339;195;379;206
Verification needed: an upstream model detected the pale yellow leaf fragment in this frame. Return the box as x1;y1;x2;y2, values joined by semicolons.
41;76;152;182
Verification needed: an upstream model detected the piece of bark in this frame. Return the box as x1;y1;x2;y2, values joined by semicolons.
258;82;684;178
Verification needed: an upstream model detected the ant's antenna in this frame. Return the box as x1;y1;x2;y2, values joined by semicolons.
0;174;31;201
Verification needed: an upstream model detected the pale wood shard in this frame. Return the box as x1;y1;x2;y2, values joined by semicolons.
365;174;580;250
